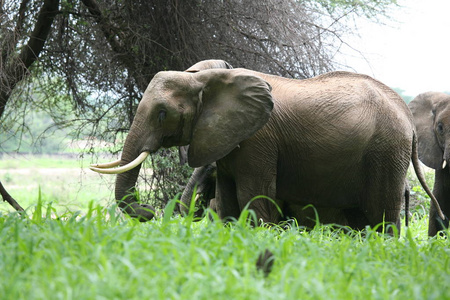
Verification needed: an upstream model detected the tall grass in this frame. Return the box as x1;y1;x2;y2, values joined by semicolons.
1;198;449;300
1;157;448;299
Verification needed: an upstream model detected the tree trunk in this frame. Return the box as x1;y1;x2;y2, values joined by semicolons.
0;0;60;119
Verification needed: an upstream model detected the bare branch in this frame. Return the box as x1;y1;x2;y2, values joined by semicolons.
0;180;25;212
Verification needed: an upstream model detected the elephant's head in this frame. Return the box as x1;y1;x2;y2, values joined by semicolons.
409;92;450;170
90;63;273;221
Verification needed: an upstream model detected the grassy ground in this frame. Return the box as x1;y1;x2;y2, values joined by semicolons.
0;154;115;214
0;202;449;300
1;155;448;299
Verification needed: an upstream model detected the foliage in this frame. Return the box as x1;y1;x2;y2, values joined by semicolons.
0;199;449;300
312;0;398;18
0;110;73;153
140;149;193;208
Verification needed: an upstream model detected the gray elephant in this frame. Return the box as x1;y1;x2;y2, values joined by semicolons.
91;60;445;232
409;92;450;236
179;163;217;217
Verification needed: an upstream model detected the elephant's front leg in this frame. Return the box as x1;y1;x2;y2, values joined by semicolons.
215;148;281;224
236;172;281;224
214;168;241;222
429;169;450;236
234;153;281;224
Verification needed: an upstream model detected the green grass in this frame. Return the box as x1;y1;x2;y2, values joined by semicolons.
0;155;115;214
1;157;448;299
0;199;449;300
0;155;83;169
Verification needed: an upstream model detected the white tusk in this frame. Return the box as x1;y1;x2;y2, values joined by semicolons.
443;159;447;169
194;193;201;203
90;158;121;169
90;152;149;174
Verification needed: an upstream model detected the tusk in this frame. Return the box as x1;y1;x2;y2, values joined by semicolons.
443;159;447;169
194;193;201;203
90;158;121;169
90;152;149;174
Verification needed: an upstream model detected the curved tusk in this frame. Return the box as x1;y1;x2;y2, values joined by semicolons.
90;152;150;174
443;159;447;169
90;158;121;169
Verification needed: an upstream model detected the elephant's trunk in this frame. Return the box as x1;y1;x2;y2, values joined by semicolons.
114;128;156;221
180;163;217;216
180;167;205;215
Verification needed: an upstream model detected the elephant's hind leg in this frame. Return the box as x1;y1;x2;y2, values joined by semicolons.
215;169;241;222
343;208;370;231
360;159;407;234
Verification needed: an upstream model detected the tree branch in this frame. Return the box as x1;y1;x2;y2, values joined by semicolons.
17;0;59;69
80;0;129;66
0;180;24;212
0;0;60;119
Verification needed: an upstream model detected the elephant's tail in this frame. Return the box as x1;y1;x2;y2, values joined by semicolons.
404;183;410;227
411;131;447;222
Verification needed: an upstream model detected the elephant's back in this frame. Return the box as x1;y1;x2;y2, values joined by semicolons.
269;71;414;137
267;71;414;206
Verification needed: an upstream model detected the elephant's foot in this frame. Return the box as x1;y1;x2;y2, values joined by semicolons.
122;202;155;222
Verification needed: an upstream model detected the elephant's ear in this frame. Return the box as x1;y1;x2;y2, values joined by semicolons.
178;60;233;165
409;92;443;169
187;69;273;167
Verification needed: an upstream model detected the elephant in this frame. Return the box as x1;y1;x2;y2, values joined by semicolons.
179;162;217;217
409;91;450;236
90;59;446;232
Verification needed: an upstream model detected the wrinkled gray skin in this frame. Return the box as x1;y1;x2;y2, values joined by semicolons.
113;59;435;232
409;92;450;236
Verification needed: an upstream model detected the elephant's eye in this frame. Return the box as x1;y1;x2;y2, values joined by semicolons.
437;123;444;135
158;110;166;124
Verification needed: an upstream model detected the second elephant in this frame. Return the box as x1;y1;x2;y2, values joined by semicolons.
409;92;450;236
180;163;217;218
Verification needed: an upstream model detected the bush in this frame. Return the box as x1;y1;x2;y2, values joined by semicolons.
138;148;193;209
